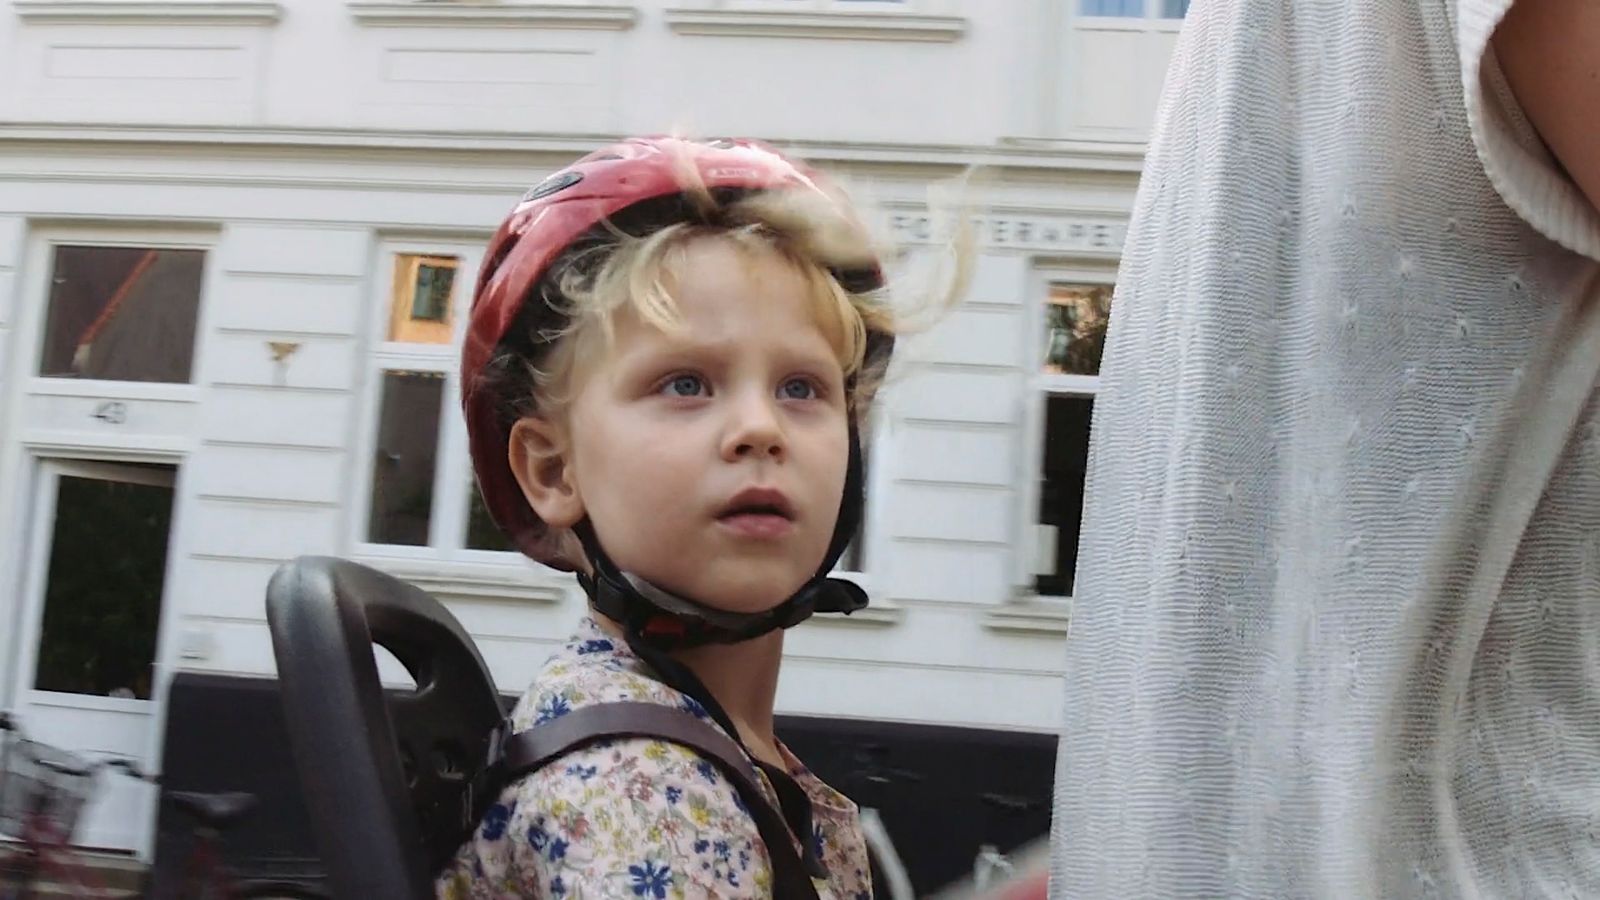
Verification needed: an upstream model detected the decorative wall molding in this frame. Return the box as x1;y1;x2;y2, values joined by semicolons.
983;597;1071;636
803;599;905;627
359;557;572;606
663;7;964;42
347;2;638;28
13;0;285;25
0;123;1147;173
21;430;197;457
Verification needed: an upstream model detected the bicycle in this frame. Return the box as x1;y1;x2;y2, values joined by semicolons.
846;743;917;900
860;805;914;900
926;793;1051;899
143;785;326;900
1;711;323;900
0;709;128;899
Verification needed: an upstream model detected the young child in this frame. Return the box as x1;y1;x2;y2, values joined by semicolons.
437;136;951;899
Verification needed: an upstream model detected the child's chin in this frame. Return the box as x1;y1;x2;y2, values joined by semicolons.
690;576;808;617
628;558;813;616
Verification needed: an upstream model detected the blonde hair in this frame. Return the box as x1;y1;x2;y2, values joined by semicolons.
488;146;974;433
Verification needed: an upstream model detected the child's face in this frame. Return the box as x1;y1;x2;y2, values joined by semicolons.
522;235;852;615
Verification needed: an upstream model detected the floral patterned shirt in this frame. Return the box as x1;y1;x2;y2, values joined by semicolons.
436;617;873;899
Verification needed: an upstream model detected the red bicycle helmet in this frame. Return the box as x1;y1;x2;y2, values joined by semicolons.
462;136;889;588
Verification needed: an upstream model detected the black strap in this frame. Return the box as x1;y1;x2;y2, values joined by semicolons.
500;702;822;900
618;630;829;882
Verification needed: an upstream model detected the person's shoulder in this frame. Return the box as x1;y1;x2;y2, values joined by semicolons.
511;727;746;814
507;619;712;731
465;620;771;895
500;622;742;825
466;730;764;897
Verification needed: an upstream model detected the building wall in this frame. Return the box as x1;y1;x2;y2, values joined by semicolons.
0;214;18;470
0;0;1184;813
0;0;1183;143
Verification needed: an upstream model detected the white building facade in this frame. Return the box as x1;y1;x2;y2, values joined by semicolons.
0;0;1182;885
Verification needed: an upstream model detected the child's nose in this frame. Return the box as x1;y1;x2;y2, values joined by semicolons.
723;394;785;461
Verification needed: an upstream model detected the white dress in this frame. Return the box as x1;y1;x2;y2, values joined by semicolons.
1049;0;1600;896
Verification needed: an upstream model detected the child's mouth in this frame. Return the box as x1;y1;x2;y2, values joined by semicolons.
716;510;795;539
715;492;795;539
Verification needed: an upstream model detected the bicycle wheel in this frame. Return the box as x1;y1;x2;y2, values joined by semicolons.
0;875;29;900
0;849;34;900
232;880;328;899
861;807;914;900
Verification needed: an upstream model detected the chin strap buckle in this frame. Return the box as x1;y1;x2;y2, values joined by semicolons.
811;577;869;615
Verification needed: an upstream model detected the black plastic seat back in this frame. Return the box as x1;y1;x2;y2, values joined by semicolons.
265;556;505;900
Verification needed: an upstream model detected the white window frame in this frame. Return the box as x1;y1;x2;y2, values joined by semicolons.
829;401;891;586
349;237;887;587
0;224;215;797
351;236;507;567
1051;0;1186;141
15;225;220;402
1016;262;1116;603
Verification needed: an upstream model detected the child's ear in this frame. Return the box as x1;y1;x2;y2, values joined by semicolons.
508;416;585;530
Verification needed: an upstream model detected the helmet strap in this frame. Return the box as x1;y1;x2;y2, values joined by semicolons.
575;559;833;881
570;418;870;649
573;520;865;651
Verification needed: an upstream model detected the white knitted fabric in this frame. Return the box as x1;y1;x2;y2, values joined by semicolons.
1049;0;1600;897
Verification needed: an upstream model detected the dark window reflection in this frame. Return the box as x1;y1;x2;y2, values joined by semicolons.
465;477;513;552
368;371;444;546
39;246;204;383
1036;395;1094;596
411;261;455;322
1043;284;1112;377
389;254;459;345
837;444;869;572
35;468;174;699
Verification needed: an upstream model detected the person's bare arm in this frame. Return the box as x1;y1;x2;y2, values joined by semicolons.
1493;0;1600;214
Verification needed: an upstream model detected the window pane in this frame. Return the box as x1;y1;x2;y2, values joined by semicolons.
466;477;514;552
838;534;865;573
35;468;174;699
1160;0;1189;17
368;371;444;546
836;444;869;572
1035;396;1094;596
1043;284;1112;376
389;254;458;345
1080;0;1144;15
39;246;204;383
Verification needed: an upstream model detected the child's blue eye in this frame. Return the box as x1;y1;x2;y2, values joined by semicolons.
779;378;818;401
664;374;706;397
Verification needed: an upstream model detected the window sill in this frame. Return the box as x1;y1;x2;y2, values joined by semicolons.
26;377;203;403
1072;15;1185;33
804;572;903;626
983;597;1072;636
348;2;639;28
1035;372;1103;395
663;7;964;42
806;600;904;627
14;0;284;24
355;555;571;606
